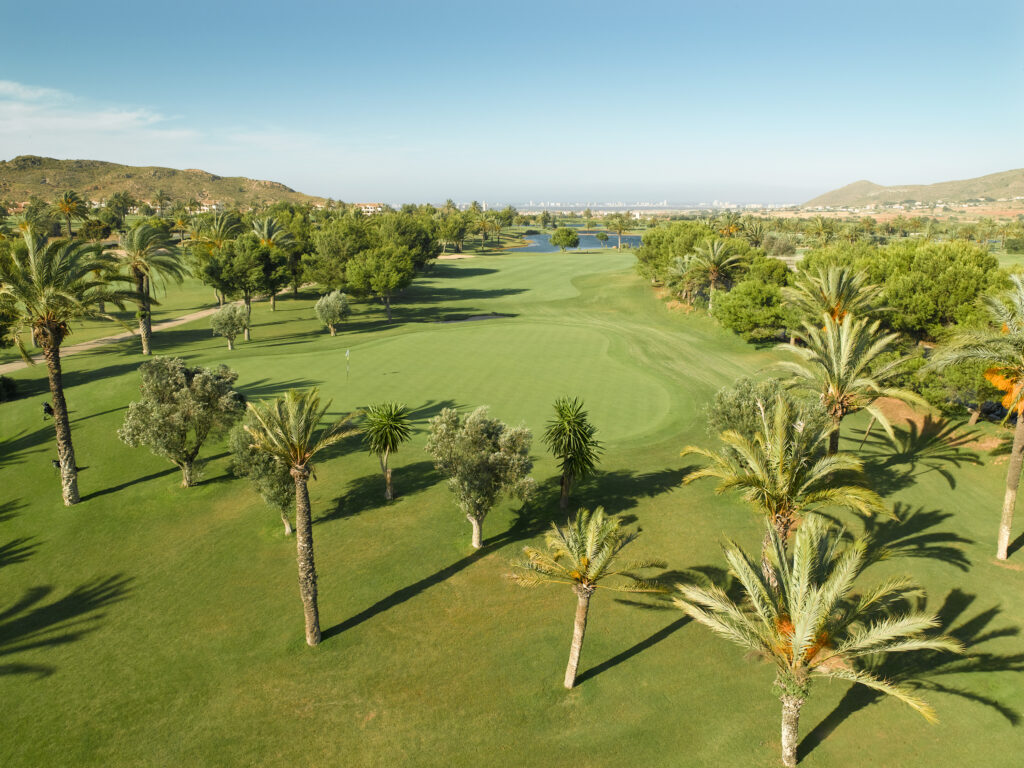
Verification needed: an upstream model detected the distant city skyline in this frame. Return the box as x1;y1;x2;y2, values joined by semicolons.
1;1;1022;204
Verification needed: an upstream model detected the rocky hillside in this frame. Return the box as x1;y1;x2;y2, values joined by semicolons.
804;168;1024;208
0;156;325;207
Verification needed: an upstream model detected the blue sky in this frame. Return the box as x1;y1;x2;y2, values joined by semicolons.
1;0;1022;203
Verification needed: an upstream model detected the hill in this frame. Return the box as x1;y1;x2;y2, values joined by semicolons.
0;155;325;207
804;168;1024;208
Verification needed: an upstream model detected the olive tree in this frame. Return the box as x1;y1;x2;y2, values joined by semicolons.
228;423;295;535
211;304;248;350
314;290;351;336
550;227;580;252
425;406;535;548
119;357;245;487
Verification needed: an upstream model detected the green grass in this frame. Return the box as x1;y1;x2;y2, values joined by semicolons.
0;277;217;365
1;250;1022;766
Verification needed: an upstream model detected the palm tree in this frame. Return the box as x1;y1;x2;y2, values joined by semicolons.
606;212;632;249
675;518;962;767
244;388;358;646
683;393;884;543
782;266;884;324
252;216;294;250
925;274;1024;560
542;396;603;510
691;239;743;313
663;255;697;303
197;212;243;250
53;190;89;238
807;215;835;246
0;232;133;505
117;223;188;355
153;189;171;216
363;402;412;501
778;315;924;454
510;508;664;688
742;218;768;248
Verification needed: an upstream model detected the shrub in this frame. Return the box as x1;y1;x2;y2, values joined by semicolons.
712;280;795;342
210;304;248;350
314;290;350;336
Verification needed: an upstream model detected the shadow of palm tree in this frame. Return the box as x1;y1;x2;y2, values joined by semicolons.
574;566;738;685
0;537;38;570
859;417;982;496
240;377;321;400
568;467;692;515
819;503;973;572
800;589;1024;760
0;574;133;678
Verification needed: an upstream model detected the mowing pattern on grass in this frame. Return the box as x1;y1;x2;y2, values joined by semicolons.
0;250;1021;767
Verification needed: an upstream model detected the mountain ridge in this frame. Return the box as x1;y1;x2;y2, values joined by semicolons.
804;168;1024;208
0;155;326;206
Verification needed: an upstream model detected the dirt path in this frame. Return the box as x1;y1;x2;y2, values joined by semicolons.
0;305;224;375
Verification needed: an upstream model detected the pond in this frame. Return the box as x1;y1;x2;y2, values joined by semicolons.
511;232;644;253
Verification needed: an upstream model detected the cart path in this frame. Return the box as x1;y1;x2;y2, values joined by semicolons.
0;304;225;375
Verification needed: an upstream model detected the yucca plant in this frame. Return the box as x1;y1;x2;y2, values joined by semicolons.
0;232;135;504
542;396;603;511
777;314;925;453
924;273;1024;559
511;507;665;688
675;518;962;767
245;388;358;645
363;402;412;500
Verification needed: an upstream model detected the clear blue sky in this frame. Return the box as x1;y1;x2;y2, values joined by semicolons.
1;0;1022;204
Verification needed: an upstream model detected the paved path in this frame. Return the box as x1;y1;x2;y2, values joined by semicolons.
0;305;223;375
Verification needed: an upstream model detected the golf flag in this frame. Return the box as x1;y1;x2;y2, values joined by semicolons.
346;349;350;383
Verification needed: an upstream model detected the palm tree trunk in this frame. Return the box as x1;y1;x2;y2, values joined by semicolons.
280;511;293;536
43;343;79;506
559;472;571;511
708;280;716;314
997;413;1024;559
828;418;841;455
380;451;393;501
468;514;483;549
66;214;72;238
243;295;252;341
780;695;804;767
564;585;593;688
134;270;152;355
291;467;321;646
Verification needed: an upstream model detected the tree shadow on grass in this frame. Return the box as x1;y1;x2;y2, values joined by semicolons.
568;467;693;516
321;466;687;642
316;460;440;524
800;589;1024;761
575;566;738;685
0;575;133;678
820;503;974;572
0;499;36;571
80;452;228;501
858;417;982;497
1009;532;1024;558
240;377;321;401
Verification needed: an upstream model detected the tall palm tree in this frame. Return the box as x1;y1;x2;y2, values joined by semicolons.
244;388;358;646
664;254;697;303
606;212;631;249
542;396;603;510
691;239;743;313
117;223;188;355
153;189;171;216
782;265;884;324
925;274;1024;560
682;393;885;553
0;232;134;505
363;402;412;501
510;507;664;688
777;315;924;453
53;190;89;238
675;518;962;767
742;218;768;248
